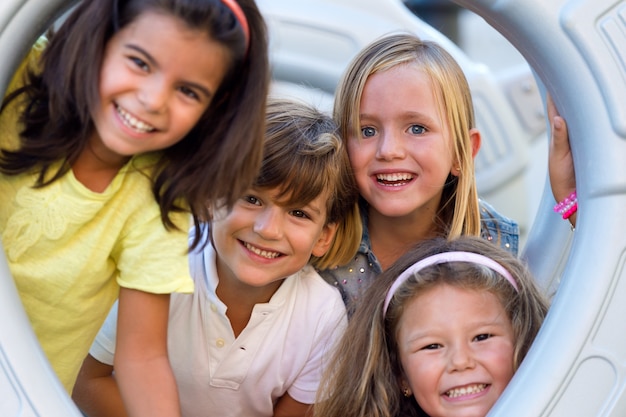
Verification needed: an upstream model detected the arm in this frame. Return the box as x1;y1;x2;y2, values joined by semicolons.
72;355;127;417
274;392;313;417
547;94;577;227
274;393;313;417
114;287;181;417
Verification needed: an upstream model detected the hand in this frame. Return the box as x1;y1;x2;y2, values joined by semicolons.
547;94;577;227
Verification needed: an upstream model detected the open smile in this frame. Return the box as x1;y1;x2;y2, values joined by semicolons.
242;241;283;259
116;104;156;133
444;383;489;399
375;172;414;187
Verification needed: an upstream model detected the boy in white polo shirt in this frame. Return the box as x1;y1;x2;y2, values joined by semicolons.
72;98;362;417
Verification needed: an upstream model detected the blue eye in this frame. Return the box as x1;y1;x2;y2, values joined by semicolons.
361;126;376;138
410;125;426;134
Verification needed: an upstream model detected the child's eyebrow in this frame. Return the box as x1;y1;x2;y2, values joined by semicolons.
304;201;324;216
359;112;376;121
309;207;323;218
359;110;437;125
125;43;157;66
124;43;212;98
403;330;430;345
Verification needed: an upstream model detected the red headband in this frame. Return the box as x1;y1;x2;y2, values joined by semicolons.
221;0;249;53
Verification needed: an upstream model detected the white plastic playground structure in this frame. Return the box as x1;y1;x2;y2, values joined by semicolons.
0;0;625;416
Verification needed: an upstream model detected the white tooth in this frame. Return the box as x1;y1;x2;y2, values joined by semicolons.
117;105;155;133
245;242;280;259
376;173;413;182
446;384;486;398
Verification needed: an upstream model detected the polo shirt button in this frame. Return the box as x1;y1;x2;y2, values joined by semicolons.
216;338;225;348
210;303;218;312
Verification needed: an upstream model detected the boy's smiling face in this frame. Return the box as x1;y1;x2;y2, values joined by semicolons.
211;186;337;294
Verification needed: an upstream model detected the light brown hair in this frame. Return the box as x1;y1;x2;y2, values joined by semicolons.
254;97;362;269
316;236;549;417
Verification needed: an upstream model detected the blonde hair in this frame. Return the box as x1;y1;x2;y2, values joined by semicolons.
255;97;362;269
315;236;549;417
333;33;480;238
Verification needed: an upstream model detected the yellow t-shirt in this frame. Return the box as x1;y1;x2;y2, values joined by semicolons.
0;45;194;392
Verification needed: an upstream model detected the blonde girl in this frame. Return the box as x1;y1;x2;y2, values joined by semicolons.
322;33;518;308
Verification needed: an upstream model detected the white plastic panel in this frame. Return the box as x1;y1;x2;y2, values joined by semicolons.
0;3;85;416
1;0;625;416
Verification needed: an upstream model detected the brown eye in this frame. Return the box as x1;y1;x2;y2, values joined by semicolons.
243;195;261;206
129;56;149;71
290;209;309;219
421;343;442;350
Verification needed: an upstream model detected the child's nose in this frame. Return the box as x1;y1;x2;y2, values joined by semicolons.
137;79;169;113
447;343;476;372
376;131;406;161
253;208;283;240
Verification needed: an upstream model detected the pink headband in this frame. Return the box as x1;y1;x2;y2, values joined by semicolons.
221;0;250;53
382;251;519;315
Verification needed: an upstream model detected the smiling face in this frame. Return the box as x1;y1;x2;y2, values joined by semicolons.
347;64;456;220
211;186;337;294
90;9;229;166
397;284;515;417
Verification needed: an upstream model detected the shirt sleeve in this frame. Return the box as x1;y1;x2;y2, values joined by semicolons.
89;301;119;366
0;39;45;150
114;188;194;295
287;283;348;403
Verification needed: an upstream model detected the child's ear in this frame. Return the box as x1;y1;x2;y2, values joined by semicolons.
451;128;481;177
399;379;413;398
469;128;481;158
311;222;338;258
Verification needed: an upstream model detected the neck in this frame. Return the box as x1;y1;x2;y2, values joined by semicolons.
215;259;285;337
71;135;131;193
368;208;440;270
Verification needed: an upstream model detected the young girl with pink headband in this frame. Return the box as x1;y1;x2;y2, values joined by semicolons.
316;235;549;417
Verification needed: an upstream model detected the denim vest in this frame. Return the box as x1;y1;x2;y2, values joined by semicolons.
319;199;519;308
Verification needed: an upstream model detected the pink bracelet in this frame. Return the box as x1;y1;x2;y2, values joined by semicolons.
553;191;577;220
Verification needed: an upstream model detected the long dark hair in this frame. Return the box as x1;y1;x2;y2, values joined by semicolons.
1;0;270;248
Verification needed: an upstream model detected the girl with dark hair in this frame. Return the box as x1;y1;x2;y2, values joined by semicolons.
0;0;269;416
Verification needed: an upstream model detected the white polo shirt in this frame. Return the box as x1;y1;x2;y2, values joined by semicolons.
90;242;347;417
